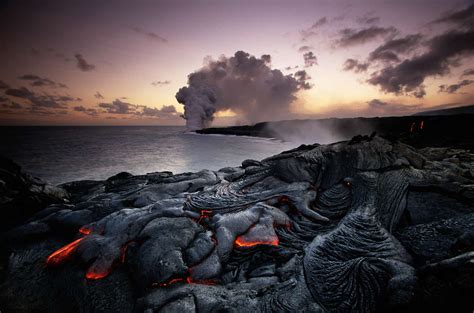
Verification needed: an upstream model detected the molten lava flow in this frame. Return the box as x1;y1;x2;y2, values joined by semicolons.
410;122;416;133
197;209;213;223
186;277;217;285
420;120;424;130
86;269;111;280
79;226;92;235
46;237;86;266
120;242;132;263
234;236;279;247
152;277;186;287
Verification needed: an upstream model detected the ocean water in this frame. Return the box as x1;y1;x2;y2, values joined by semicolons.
0;126;295;185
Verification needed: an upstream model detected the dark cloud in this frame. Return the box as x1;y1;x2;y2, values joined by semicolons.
151;80;171;87
97;99;177;118
462;68;474;77
367;26;474;97
176;51;312;130
300;17;327;41
284;65;299;71
312;17;327;28
336;26;397;47
432;3;474;28
75;54;96;72
0;80;10;89
99;99;135;114
0;97;9;103
303;51;318;67
367;99;421;114
261;54;271;63
357;15;380;25
94;91;104;99
343;58;369;73
439;79;474;93
74;105;98;116
368;34;422;62
294;70;313;90
298;46;313;53
5;87;79;109
17;74;67;88
130;26;168;43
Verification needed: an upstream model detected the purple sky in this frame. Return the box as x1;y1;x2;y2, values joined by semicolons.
0;0;473;125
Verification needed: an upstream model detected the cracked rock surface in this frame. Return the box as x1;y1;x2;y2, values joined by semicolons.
1;135;473;312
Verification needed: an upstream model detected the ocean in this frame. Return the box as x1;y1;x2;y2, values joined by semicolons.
0;126;295;185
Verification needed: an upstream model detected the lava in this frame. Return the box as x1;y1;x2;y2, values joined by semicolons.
46;237;86;266
152;277;186;287
79;226;92;235
86;269;110;280
198;209;213;223
120;241;133;263
186;277;217;285
234;236;279;247
420;120;424;130
410;122;416;133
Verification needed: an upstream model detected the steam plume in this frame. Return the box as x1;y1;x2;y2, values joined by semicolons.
176;51;311;130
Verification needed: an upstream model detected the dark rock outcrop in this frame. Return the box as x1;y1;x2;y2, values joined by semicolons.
0;136;473;312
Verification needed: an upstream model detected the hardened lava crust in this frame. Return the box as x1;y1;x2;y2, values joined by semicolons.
1;135;473;312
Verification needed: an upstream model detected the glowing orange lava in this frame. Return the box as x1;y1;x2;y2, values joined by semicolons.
152;277;186;287
420;120;424;130
186;277;217;285
198;209;213;223
79;226;92;235
234;236;279;247
120;242;132;263
46;237;86;266
86;269;110;280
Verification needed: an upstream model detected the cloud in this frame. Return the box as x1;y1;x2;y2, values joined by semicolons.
5;87;80;109
432;3;474;28
303;51;318;67
298;46;313;53
367;26;474;97
300;17;327;41
294;70;313;90
0;80;10;89
96;99;178;118
438;79;474;93
336;26;397;47
356;15;380;25
343;58;369;73
367;98;421;115
368;34;422;63
176;50;312;130
2;102;22;109
74;105;98;116
151;80;171;87
17;74;67;88
94;91;104;99
130;26;168;43
462;68;474;76
75;54;96;72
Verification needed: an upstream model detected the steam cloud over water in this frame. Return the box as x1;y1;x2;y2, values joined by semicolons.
176;51;312;130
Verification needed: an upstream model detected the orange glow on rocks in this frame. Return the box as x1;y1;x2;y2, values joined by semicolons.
198;209;213;223
152;277;186;287
120;242;132;263
46;237;85;266
186;277;217;285
234;236;279;247
85;269;110;280
79;226;92;235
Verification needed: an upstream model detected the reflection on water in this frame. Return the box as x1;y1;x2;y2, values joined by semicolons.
0;126;295;185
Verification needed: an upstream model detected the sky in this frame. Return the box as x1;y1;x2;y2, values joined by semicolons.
0;0;473;126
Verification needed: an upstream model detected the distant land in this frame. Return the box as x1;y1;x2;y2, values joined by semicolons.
414;104;474;116
197;106;474;150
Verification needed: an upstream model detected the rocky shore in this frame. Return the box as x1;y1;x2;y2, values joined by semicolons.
1;135;473;312
197;114;474;151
